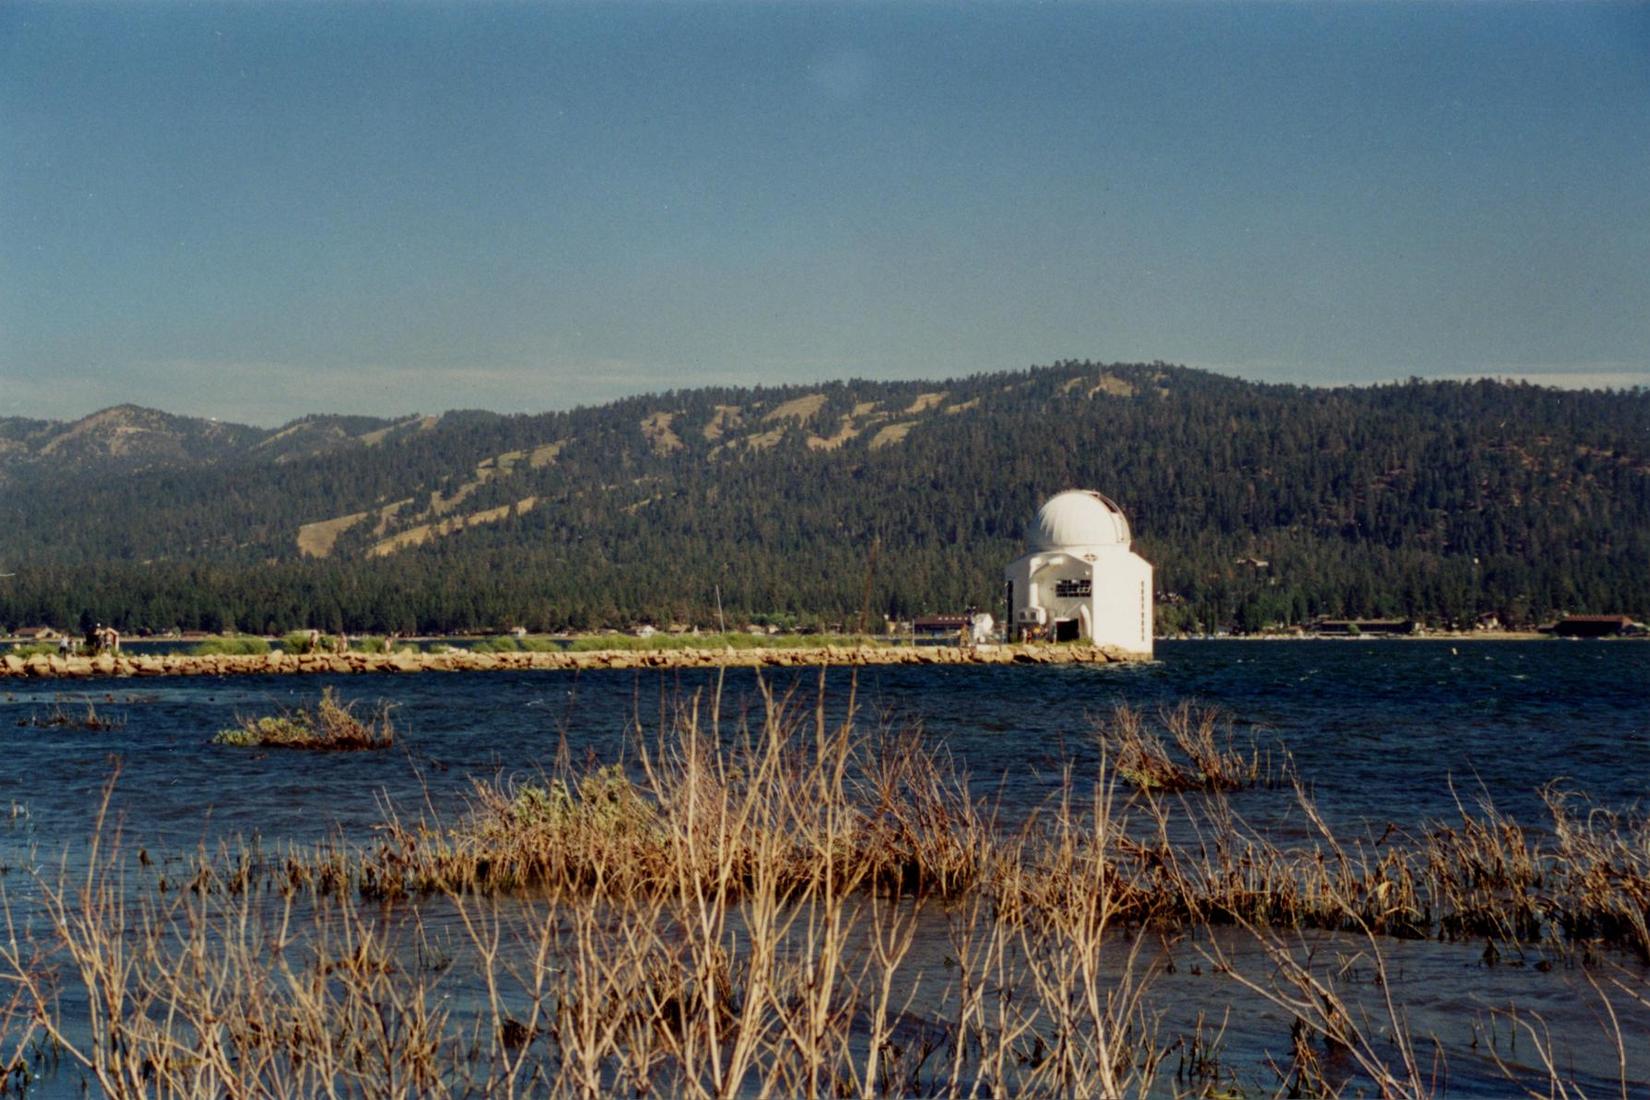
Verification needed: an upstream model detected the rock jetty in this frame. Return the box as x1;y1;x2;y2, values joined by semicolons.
1;644;1143;681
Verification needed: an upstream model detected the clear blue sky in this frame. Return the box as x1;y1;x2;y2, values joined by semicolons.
3;1;1646;424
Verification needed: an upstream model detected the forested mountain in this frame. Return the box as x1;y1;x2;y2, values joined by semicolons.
0;405;412;488
3;363;1647;635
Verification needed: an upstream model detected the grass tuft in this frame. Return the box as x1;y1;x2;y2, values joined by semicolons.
189;635;271;656
6;642;60;658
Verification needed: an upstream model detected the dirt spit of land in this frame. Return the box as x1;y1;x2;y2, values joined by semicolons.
0;643;1144;680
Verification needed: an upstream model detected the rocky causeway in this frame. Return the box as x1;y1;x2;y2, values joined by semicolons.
1;644;1144;680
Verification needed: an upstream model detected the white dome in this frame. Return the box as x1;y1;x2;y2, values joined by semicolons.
1030;490;1131;550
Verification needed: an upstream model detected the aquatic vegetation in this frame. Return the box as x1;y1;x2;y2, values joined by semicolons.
1543;789;1650;962
4;693;1648;1097
213;687;393;750
188;635;271;656
1099;702;1273;793
15;697;124;732
365;696;991;900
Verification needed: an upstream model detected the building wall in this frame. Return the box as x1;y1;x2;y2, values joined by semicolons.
1087;552;1152;653
1005;547;1153;655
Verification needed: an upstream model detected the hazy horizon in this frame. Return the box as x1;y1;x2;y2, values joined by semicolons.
4;1;1646;425
4;360;1645;432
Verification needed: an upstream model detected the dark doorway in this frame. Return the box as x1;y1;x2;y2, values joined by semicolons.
1054;618;1080;642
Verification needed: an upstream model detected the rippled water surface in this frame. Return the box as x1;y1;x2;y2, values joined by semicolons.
4;639;1645;848
3;639;1647;1094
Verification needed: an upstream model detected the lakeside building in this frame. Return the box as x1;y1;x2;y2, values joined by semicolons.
1313;619;1419;636
1544;615;1640;638
1005;490;1153;656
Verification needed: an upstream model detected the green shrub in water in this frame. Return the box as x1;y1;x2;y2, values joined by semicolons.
214;687;393;750
502;766;656;838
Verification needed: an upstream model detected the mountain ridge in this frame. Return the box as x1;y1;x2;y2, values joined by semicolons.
0;405;431;484
4;362;1647;635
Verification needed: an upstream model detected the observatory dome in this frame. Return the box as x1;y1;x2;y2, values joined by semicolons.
1029;490;1132;550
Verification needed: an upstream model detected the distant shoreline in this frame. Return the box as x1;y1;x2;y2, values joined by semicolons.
1171;631;1554;642
0;642;1146;681
1174;631;1648;642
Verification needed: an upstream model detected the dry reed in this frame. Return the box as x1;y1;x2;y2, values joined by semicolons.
1099;703;1273;793
15;697;125;732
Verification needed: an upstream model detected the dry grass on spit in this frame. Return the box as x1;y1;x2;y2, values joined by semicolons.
1;684;1648;1098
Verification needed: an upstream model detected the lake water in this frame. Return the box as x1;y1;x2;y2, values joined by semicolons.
2;639;1647;1094
4;639;1645;850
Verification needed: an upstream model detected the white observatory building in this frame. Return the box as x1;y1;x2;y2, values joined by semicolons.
1005;490;1153;656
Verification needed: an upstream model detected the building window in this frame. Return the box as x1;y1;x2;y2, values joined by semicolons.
1054;578;1092;598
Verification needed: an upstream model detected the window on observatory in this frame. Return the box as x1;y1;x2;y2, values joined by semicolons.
1054;579;1092;598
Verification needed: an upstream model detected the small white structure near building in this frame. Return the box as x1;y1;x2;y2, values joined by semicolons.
969;612;994;646
1005;490;1153;656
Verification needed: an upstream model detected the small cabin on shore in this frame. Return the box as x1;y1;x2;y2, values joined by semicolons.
1313;619;1419;636
913;614;970;638
1545;615;1639;638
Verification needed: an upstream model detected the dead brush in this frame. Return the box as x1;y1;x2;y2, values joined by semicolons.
364;686;999;903
1542;788;1650;962
214;686;394;750
14;685;1650;1098
1200;788;1447;1099
1099;703;1274;794
0;774;453;1098
854;725;998;896
1111;779;1437;940
16;696;125;732
1420;789;1544;943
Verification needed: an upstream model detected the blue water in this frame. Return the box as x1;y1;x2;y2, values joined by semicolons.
1;640;1646;856
2;639;1648;1095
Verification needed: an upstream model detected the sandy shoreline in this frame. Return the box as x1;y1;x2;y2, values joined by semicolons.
0;643;1144;681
